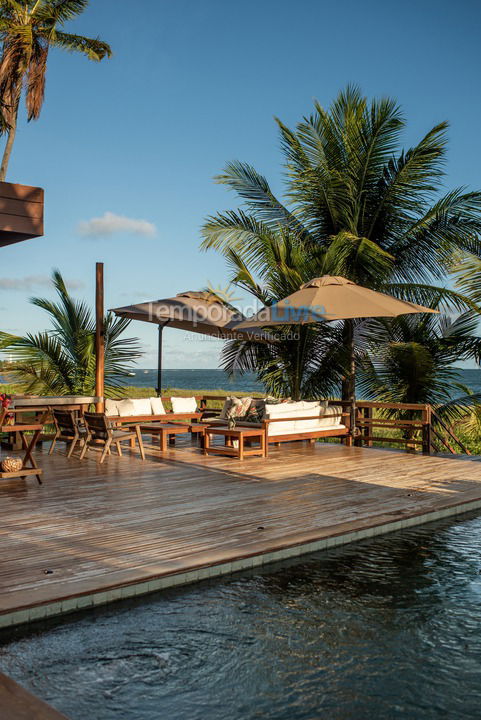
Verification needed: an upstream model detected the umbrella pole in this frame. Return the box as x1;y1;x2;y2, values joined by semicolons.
345;319;356;438
95;262;105;412
156;324;164;397
349;345;356;438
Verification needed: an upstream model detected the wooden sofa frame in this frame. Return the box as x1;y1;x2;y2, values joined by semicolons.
109;394;351;451
110;395;204;427
198;396;352;450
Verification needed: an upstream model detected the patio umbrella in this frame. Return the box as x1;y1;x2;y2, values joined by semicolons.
111;291;274;395
236;276;438;434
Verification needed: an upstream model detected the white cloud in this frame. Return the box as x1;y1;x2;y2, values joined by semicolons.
78;211;157;238
0;276;84;291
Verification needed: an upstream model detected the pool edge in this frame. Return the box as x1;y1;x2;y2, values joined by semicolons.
2;495;481;630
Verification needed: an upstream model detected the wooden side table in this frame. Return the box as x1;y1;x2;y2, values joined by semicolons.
203;426;266;460
0;420;44;484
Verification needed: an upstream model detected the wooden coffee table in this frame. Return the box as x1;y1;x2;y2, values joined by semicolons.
203;426;266;460
137;423;205;452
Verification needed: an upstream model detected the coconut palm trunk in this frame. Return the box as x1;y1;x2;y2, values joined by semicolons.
0;1;111;181
0;94;20;181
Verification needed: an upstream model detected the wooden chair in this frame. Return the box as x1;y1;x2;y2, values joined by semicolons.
49;408;86;458
80;412;145;464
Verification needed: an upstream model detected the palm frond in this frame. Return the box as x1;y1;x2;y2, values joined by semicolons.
1;270;141;396
50;30;111;60
34;0;89;24
202;86;481;403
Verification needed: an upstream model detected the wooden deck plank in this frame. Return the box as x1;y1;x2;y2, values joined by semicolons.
0;672;68;719
1;439;481;619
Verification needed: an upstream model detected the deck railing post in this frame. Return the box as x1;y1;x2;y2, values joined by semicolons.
364;407;373;447
422;405;432;455
344;400;353;447
354;405;363;447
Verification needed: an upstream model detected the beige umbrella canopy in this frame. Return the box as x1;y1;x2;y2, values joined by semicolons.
236;276;438;327
236;276;437;434
111;291;274;395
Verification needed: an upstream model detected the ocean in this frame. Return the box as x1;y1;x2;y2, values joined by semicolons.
125;369;264;393
125;367;481;395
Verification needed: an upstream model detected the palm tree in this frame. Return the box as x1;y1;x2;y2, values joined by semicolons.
358;312;481;407
0;269;141;396
201;86;481;400
213;226;349;399
0;0;111;180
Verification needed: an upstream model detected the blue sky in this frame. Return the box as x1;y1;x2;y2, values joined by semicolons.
2;0;481;368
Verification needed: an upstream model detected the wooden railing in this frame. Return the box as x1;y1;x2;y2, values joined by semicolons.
352;401;433;454
349;401;469;455
430;410;471;455
201;397;473;456
4;393;472;456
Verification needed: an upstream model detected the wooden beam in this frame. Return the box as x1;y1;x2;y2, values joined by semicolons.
0;181;44;247
95;262;105;412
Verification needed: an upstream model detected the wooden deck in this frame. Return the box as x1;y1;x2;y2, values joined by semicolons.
0;671;68;720
2;436;481;629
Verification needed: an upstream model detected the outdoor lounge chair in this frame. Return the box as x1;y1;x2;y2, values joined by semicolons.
49;408;86;458
199;397;350;450
105;396;203;426
80;412;145;464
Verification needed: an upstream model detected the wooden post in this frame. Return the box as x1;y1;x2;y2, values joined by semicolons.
354;405;363;447
95;262;105;412
421;405;432;455
156;324;164;397
363;406;373;447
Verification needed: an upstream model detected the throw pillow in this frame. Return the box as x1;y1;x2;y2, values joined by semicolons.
226;396;252;419
171;396;197;414
219;397;235;420
116;399;137;416
244;398;266;422
150;397;166;415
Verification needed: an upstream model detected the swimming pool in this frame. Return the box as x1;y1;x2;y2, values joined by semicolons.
1;512;480;719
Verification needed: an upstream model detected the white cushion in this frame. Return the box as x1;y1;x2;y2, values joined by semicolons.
300;400;323;411
131;398;152;416
171;396;197;414
296;418;323;431
105;399;119;417
264;402;296;418
267;419;296;435
319;405;343;427
264;400;321;418
265;401;322;433
268;423;345;437
116;399;137;416
264;406;301;433
150;397;166;415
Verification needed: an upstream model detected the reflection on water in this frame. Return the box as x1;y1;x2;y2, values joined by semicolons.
1;514;481;719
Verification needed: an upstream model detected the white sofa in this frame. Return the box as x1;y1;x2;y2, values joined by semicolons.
105;396;201;424
263;400;346;437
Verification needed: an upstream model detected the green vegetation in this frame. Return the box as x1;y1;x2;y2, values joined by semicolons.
359;312;481;408
202;86;481;404
0;0;111;180
0;270;141;396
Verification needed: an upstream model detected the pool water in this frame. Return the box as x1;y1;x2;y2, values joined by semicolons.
1;513;481;719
